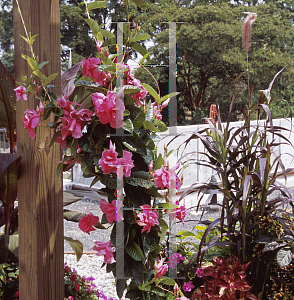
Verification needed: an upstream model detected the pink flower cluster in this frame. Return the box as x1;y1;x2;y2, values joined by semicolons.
57;96;94;142
99;140;134;179
93;240;115;264
82;56;111;87
92;91;125;129
137;204;159;233
183;281;194;292
78;209;99;234
100;199;123;224
153;163;182;191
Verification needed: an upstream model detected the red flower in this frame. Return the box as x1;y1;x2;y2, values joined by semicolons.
79;209;99;234
70;273;77;282
23;109;40;139
15;290;19;298
75;283;80;291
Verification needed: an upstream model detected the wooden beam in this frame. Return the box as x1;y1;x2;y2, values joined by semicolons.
13;1;63;299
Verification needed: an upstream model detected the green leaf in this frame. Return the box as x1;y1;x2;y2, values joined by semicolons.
159;92;180;104
125;289;142;299
4;233;19;257
88;1;107;10
126;241;145;261
142;83;160;102
132;34;151;43
100;29;115;39
43;73;58;86
63;210;84;222
154;154;164;170
125;177;156;189
143;120;159;132
32;70;45;80
155;276;176;286
277;248;292;268
27;57;39;71
123;119;134;133
130;41;149;58
64;237;83;262
129;262;144;285
158;203;177;209
75;80;107;93
84;18;101;35
150;286;165;296
158;219;168;244
153;119;167;132
116;278;127;299
38;61;49;70
140;52;151;65
129;0;147;10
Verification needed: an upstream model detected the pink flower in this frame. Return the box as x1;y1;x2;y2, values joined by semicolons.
154;258;168;278
149;160;153;175
23;109;40;139
131;79;148;105
82;57;102;81
176;202;187;226
15;291;19;298
116;150;134;179
60;115;82;140
137;204;159;233
176;298;189;300
99;140;118;174
14;86;27;101
68;297;74;300
75;108;94;123
92;91;125;128
93;240;116;264
169;253;185;268
75;283;80;291
79;209;99;234
37;101;44;116
100;199;123;224
153;163;182;191
183;281;194;292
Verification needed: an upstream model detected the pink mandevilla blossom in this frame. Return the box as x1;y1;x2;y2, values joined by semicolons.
154;258;168;279
183;281;194;292
153;163;182;191
137;204;159;233
60;115;82;140
100;199;123;224
116;150;134;178
176;298;189;300
23;109;40;139
93;240;116;264
99;140;118;175
14;86;27;101
92;91;125;128
78;209;99;234
82;57;101;81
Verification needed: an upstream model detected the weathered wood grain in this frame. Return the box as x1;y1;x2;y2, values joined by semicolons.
13;1;63;299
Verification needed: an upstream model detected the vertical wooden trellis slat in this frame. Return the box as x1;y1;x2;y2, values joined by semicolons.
13;1;63;299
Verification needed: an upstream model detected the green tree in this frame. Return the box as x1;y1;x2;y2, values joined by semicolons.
110;0;294;124
0;0;14;75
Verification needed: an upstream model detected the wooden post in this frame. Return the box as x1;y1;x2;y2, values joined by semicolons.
13;1;63;299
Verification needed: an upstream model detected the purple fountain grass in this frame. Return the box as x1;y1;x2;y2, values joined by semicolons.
242;12;257;53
